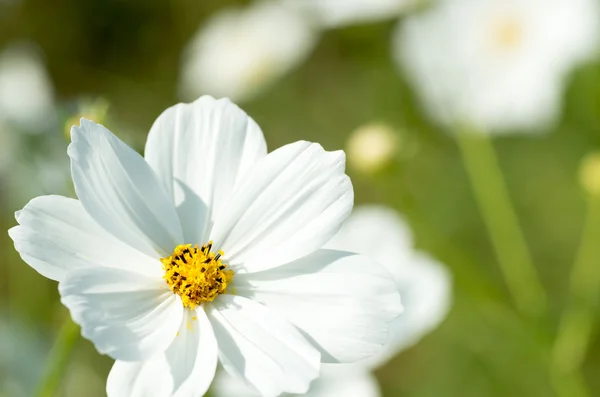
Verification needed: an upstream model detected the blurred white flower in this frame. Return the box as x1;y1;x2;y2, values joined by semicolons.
395;0;600;133
10;96;402;397
346;122;398;173
284;0;413;28
212;205;452;397
0;42;55;132
0;47;68;207
179;2;318;102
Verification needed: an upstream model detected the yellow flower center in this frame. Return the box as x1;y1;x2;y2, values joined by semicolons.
161;242;234;309
490;16;524;52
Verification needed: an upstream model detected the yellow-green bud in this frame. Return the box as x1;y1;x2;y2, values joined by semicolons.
579;152;600;197
346;122;398;174
64;98;109;141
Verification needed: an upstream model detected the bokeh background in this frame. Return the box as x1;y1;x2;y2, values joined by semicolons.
2;0;600;396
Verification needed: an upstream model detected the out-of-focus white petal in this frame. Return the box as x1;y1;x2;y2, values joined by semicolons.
9;195;162;282
179;2;318;102
544;0;600;72
210;141;353;273
0;42;55;131
326;205;452;368
212;365;381;397
325;205;413;269
207;294;320;397
235;249;402;363
68;119;183;257
59;267;183;361
145;96;267;244
284;0;412;28
106;308;218;397
375;252;451;365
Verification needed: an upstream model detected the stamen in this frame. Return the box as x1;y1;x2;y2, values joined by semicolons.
161;243;234;309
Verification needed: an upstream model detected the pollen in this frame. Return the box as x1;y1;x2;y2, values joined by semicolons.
161;242;234;309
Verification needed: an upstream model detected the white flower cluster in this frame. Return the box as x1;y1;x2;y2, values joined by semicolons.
179;0;411;103
180;0;599;135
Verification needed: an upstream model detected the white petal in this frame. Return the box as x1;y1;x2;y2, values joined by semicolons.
68;119;183;257
211;366;381;397
144;96;267;244
305;367;380;397
326;205;452;368
206;294;320;397
167;308;219;397
212;369;260;397
59;266;182;361
9;195;162;282
106;308;218;397
210;141;353;273
106;360;171;397
234;249;402;363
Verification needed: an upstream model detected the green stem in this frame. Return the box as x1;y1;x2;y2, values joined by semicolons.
455;127;547;318
35;316;80;397
551;196;600;396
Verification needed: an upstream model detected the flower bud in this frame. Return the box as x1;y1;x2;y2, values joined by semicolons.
346;122;398;174
64;98;109;140
579;152;600;197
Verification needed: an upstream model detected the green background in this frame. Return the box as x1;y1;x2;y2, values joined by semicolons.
2;0;600;396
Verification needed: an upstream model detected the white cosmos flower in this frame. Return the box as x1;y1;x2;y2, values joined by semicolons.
179;3;318;103
283;0;413;28
395;0;600;133
9;96;402;397
212;205;452;397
